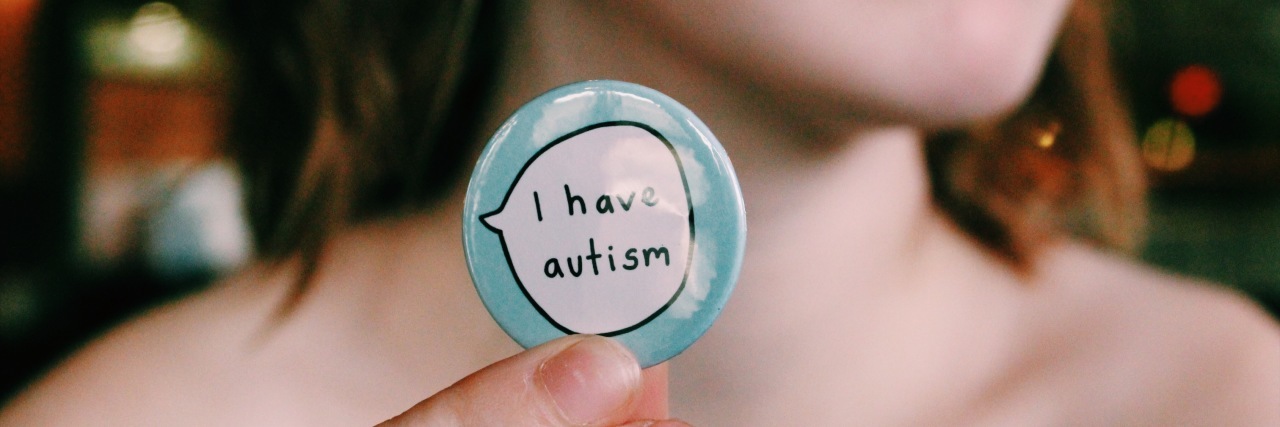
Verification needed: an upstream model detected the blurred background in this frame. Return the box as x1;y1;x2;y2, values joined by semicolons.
0;0;1278;404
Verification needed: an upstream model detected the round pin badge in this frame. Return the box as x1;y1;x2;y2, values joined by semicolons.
462;80;745;367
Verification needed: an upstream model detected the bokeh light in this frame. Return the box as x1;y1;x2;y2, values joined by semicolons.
1141;118;1197;171
1036;122;1061;149
1169;64;1222;118
125;2;189;67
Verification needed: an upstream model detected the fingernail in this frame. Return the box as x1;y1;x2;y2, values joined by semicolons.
619;420;693;427
538;336;642;425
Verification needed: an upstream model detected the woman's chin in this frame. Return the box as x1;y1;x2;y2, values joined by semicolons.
901;58;1046;128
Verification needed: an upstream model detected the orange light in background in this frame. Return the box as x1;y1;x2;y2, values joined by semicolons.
1141;118;1196;172
1036;132;1055;149
1036;121;1061;150
0;0;38;180
1169;64;1222;118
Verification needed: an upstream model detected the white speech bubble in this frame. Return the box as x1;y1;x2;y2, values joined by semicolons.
481;123;693;335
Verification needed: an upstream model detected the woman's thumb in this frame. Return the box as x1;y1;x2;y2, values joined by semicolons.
378;335;677;426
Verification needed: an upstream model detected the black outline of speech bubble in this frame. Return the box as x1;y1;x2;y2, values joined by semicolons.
480;121;695;337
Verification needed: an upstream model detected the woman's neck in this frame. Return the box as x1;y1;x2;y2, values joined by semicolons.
485;0;938;279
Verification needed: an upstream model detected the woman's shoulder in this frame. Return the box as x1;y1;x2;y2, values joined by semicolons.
1037;242;1280;423
1042;242;1280;344
0;266;291;426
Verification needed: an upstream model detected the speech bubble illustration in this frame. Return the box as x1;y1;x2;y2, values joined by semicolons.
480;122;693;336
464;80;744;368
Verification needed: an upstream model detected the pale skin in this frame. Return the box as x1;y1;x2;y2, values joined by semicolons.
4;0;1280;425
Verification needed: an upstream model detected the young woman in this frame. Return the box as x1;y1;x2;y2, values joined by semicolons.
4;0;1278;425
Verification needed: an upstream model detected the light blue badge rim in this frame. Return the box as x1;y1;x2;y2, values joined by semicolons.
462;80;745;368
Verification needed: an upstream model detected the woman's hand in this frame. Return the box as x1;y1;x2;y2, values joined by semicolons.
377;335;687;426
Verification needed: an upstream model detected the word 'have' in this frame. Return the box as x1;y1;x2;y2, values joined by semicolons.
533;185;658;221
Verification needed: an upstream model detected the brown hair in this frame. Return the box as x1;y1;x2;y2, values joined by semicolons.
927;0;1145;267
225;0;505;309
225;0;1144;304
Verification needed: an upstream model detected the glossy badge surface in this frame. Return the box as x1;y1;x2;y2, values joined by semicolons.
462;81;745;367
